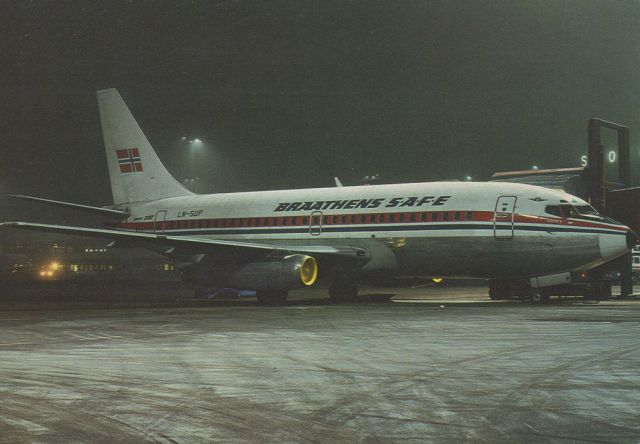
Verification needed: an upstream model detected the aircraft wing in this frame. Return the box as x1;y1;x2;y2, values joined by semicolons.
9;195;129;219
0;222;370;264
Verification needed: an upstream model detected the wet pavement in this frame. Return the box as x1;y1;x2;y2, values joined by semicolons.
1;287;639;443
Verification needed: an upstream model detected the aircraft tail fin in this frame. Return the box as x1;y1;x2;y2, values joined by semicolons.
97;88;193;205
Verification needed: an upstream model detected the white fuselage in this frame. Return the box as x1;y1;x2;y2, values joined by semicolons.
110;181;630;279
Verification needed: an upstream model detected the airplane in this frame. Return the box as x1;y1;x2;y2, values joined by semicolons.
1;89;635;303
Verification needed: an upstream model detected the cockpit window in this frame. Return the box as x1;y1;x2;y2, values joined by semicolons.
546;204;593;219
574;205;599;216
559;205;579;218
545;205;561;217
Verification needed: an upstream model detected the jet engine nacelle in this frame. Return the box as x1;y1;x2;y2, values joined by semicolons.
181;254;318;291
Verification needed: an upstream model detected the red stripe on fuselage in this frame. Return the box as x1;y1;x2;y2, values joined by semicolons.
107;210;627;233
513;214;627;232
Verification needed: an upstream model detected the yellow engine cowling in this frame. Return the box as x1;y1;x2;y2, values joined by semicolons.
183;254;318;291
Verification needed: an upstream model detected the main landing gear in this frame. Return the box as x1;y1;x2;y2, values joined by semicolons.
256;289;288;305
328;276;359;303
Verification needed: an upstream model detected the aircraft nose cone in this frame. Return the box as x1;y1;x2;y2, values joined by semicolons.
599;232;632;262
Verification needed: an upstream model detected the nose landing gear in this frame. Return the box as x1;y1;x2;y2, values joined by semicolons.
488;279;552;303
529;288;550;304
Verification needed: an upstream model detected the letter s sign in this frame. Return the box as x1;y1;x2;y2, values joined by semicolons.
580;155;588;167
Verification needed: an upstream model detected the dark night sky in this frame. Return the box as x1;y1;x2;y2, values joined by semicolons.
2;0;640;218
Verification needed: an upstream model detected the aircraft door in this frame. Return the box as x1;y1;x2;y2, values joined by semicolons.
494;196;516;239
309;211;322;236
154;210;167;234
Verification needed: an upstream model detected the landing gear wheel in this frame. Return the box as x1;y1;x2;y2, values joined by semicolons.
530;289;550;304
328;280;358;303
488;280;510;300
256;290;288;305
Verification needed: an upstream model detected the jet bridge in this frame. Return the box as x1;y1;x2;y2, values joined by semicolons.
491;118;637;298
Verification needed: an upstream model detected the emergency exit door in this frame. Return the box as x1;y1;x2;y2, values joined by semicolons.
494;196;516;239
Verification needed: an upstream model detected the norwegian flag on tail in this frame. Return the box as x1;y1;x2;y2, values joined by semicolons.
116;148;143;173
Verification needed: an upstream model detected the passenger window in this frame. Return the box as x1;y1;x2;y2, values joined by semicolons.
443;212;449;221
432;212;438;221
454;212;461;221
466;211;473;221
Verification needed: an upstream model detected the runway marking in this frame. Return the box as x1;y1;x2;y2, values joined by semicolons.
392;299;508;304
0;417;49;434
67;333;123;341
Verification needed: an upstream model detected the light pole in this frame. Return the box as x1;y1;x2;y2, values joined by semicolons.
181;137;203;192
190;139;202;182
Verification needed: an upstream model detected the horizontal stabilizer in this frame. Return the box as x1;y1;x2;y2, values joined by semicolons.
9;195;129;219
